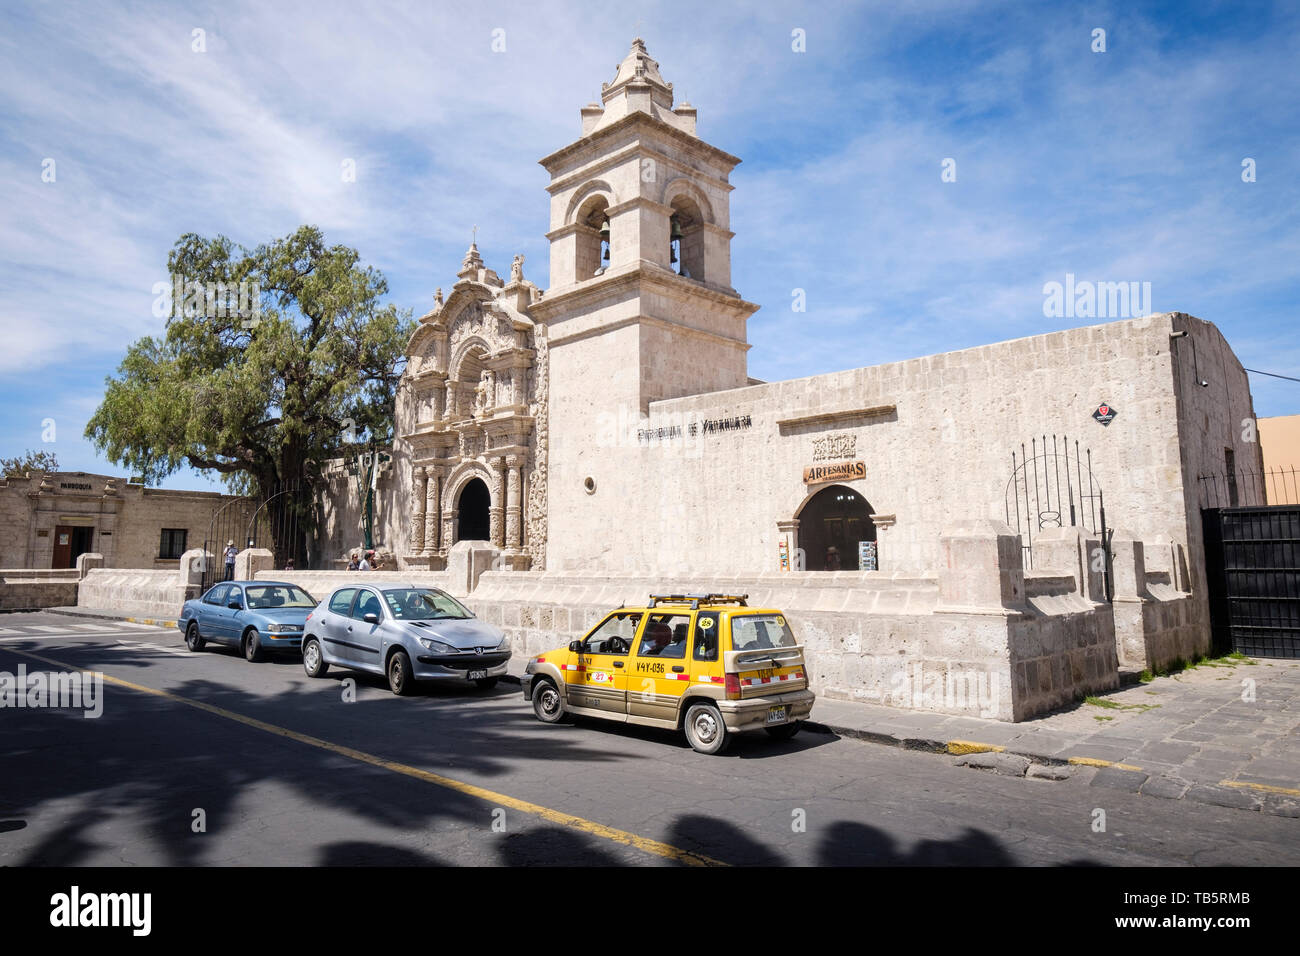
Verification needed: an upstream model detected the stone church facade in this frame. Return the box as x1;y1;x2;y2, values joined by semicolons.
316;39;1264;719
397;246;546;571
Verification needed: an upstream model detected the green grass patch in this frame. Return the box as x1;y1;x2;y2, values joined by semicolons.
1085;696;1121;709
1083;695;1159;714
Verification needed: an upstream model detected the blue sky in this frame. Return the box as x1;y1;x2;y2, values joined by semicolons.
1;0;1297;490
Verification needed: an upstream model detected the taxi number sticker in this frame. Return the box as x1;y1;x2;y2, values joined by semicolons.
698;617;715;629
590;671;612;683
635;661;665;674
775;616;786;627
756;668;775;679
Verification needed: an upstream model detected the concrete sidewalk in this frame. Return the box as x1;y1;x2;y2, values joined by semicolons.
53;605;1300;817
805;657;1300;818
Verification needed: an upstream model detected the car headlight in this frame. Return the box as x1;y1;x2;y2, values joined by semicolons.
496;634;512;651
418;637;457;654
267;623;302;633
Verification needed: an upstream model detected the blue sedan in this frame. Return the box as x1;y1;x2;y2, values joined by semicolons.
178;581;319;662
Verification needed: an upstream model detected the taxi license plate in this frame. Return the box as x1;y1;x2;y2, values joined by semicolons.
766;705;787;724
469;669;488;680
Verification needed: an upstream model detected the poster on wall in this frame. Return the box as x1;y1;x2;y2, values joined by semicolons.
859;540;878;571
779;537;790;572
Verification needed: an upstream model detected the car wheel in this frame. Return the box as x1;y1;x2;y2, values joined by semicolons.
302;638;328;677
475;677;499;690
531;679;564;723
388;649;414;696
765;721;801;740
243;628;264;663
185;621;205;652
684;702;729;755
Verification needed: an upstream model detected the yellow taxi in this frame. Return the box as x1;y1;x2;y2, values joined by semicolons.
521;594;815;754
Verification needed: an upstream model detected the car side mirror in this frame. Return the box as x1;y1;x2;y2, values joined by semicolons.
228;601;242;610
363;613;380;624
568;640;583;653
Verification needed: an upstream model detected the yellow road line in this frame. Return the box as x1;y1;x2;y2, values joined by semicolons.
1;645;726;867
1220;780;1300;798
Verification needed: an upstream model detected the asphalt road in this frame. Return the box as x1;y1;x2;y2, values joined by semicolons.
1;610;1296;867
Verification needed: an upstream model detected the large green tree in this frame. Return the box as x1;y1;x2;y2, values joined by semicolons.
86;225;412;566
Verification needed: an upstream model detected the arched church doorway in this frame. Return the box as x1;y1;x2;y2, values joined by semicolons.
457;478;491;542
798;485;875;571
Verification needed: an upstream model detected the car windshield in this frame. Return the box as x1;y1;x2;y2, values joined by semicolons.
245;585;317;609
729;614;797;651
384;588;472;620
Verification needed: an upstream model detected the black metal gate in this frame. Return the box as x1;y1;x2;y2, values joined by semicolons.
1004;434;1112;600
1202;506;1300;658
200;479;308;591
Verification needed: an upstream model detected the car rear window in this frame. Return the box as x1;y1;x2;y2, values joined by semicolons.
729;614;796;651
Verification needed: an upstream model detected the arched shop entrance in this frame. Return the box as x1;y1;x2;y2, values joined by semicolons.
457;477;491;542
798;485;876;571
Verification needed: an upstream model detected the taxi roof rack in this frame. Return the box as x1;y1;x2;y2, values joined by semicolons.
648;593;749;609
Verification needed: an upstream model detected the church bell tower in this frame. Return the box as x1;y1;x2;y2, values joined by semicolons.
532;39;760;570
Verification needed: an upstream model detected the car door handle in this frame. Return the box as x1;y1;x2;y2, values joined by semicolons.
613;661;624;668
672;666;685;673
347;626;354;632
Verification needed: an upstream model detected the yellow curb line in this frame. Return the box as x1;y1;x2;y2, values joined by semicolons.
1219;780;1300;798
946;740;1005;756
1068;757;1144;771
1;644;725;867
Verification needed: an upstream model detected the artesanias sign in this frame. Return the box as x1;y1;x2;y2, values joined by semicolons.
803;461;866;484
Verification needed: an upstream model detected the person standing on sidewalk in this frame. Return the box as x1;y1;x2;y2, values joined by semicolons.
223;540;238;581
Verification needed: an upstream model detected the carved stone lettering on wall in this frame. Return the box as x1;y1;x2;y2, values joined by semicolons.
811;433;857;461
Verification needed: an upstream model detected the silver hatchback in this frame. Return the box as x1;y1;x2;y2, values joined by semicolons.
302;583;510;695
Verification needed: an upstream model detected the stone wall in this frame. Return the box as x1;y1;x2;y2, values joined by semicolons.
467;522;1120;721
587;312;1247;584
252;568;462;599
313;458;406;570
77;568;198;619
1167;314;1263;646
0;569;78;610
0;477;32;568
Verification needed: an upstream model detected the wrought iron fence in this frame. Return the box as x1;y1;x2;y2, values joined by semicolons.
200;478;309;590
1004;434;1112;598
1198;465;1300;509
